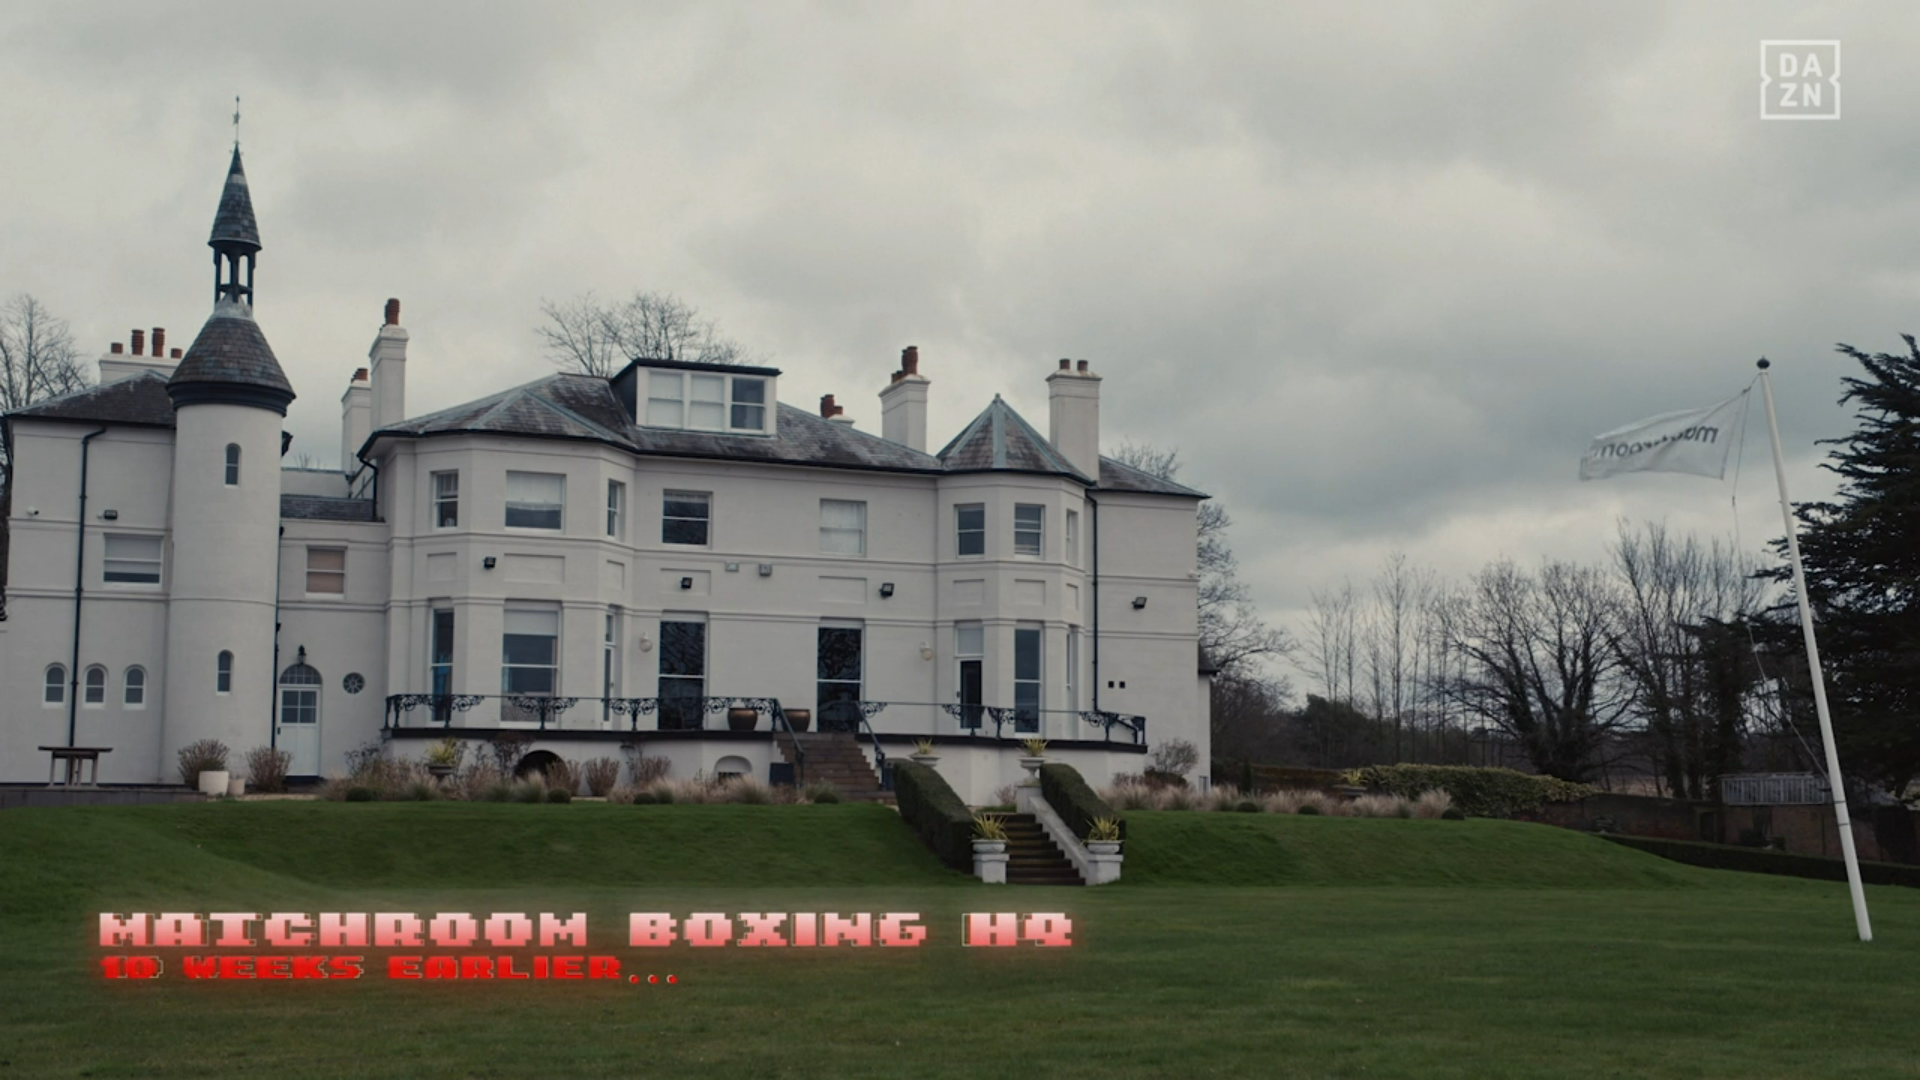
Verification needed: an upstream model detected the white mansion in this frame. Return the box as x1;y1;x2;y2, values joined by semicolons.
0;150;1211;802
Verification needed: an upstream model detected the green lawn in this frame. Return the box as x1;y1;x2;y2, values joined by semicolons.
3;802;1917;1078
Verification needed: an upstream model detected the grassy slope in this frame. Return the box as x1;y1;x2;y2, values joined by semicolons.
3;802;1919;1079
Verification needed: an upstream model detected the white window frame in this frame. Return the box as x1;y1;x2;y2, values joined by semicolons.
607;480;626;540
504;471;566;531
216;650;233;695
102;534;163;586
662;490;711;546
819;499;866;557
124;666;147;708
1065;510;1079;567
44;664;65;706
1013;622;1043;733
83;664;106;707
956;503;985;558
305;547;346;596
501;607;561;698
431;471;459;529
1066;628;1079;714
224;443;241;486
639;370;771;434
1014;504;1044;558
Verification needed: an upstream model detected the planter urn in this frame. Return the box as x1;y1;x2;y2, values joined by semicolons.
972;840;1006;855
1087;841;1122;856
427;763;456;781
197;770;231;797
1018;756;1045;785
783;709;811;733
910;752;940;767
727;707;759;732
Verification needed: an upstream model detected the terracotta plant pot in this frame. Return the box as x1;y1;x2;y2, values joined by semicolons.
727;707;759;732
784;709;811;733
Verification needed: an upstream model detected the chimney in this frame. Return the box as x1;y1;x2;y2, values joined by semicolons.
820;394;842;418
151;327;165;357
878;345;930;451
130;329;145;356
1046;357;1101;479
369;298;408;430
341;366;372;475
170;347;181;359
110;342;123;355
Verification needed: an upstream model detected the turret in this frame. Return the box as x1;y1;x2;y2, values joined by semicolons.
159;145;296;777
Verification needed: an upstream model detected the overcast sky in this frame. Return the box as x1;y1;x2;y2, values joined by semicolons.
2;2;1911;693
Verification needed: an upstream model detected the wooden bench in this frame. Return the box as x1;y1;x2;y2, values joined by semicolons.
40;746;111;787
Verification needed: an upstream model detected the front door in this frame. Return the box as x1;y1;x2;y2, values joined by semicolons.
958;659;983;730
279;685;321;776
817;624;863;732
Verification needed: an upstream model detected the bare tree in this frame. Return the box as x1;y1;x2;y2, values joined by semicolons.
0;294;88;415
1306;579;1360;707
1108;441;1294;676
1610;520;1767;799
538;291;757;376
1434;558;1631;782
1363;551;1435;762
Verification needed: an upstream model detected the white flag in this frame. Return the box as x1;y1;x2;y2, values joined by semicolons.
1579;391;1748;481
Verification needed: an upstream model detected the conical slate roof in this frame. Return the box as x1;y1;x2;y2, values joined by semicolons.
937;394;1089;480
208;146;260;252
166;298;295;414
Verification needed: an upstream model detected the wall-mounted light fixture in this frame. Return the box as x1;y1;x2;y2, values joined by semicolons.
680;576;694;590
637;634;653;652
758;563;773;577
919;642;934;661
879;582;895;599
482;556;498;570
1131;596;1148;610
100;509;118;521
296;645;308;664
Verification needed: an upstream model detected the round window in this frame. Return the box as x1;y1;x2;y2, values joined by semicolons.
343;672;366;694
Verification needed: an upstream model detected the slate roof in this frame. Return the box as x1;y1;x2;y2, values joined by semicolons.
1096;456;1208;498
167;299;296;409
281;495;378;522
209;146;261;252
937;395;1088;479
6;371;178;428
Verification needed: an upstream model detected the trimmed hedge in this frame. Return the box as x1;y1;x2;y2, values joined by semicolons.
1039;762;1124;842
1345;764;1595;818
891;761;974;872
1602;834;1920;889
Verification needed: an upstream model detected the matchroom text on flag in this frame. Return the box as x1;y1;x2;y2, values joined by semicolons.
1578;392;1748;481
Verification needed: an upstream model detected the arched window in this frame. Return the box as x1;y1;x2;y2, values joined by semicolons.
279;662;322;686
44;664;66;705
279;662;322;743
83;665;106;705
216;650;233;693
224;444;241;486
124;666;147;707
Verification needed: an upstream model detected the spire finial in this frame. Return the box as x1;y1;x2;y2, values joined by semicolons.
232;96;241;149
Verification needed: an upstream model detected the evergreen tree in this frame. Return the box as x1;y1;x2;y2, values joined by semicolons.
1769;337;1920;795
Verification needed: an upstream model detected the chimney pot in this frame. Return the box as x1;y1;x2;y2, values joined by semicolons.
1076;359;1089;373
902;345;919;375
170;348;182;359
891;370;904;383
1059;358;1071;370
130;330;144;356
354;367;369;382
110;342;124;355
151;328;165;357
820;393;843;418
384;298;401;326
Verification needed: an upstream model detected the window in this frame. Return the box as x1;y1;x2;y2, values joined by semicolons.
640;371;769;433
279;662;321;734
504;471;565;530
662;491;710;546
602;609;621;725
502;609;559;696
84;665;106;705
819;499;866;556
645;371;684;428
1013;624;1042;733
658;618;707;730
124;666;146;707
217;651;233;694
817;623;863;731
430;609;454;723
730;377;766;430
607;480;626;539
225;443;240;486
103;534;162;584
956;504;985;557
1014;504;1044;557
44;664;66;705
306;548;346;595
956;623;983;730
1066;629;1079;714
1065;510;1079;567
432;471;458;528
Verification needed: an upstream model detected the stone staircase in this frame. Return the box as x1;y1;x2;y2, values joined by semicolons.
1003;813;1083;886
779;732;895;804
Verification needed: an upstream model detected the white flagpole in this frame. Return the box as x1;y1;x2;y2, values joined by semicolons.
1756;358;1872;942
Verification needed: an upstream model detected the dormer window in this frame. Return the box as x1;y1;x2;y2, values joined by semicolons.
641;369;770;434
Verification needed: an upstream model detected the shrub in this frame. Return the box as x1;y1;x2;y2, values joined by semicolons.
1143;768;1189;790
725;778;774;805
972;813;1008;841
513;780;546;804
243;746;289;793
1262;788;1332;815
581;757;621;798
483;781;514;803
649;783;675;805
1346;793;1414;818
423;738;465;769
625;751;671;787
892;760;974;871
487;732;534;775
811;789;841;804
993;784;1018;806
1157;786;1196;811
1412;790;1455;819
456;762;505;802
405;780;438;802
344;785;376;802
1441;807;1467;820
1103;776;1157;811
1236;799;1262;813
1344;764;1596;818
1149;739;1200;778
547;787;573;804
1296;803;1322;816
1201;784;1242;812
632;791;658;805
542;758;579;796
1039;762;1123;842
177;739;230;788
